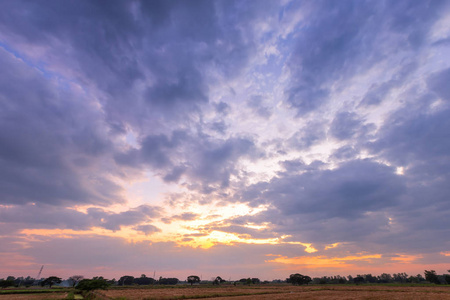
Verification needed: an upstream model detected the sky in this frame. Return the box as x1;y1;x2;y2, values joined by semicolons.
1;0;450;281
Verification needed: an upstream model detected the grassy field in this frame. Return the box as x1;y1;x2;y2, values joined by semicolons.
1;284;449;299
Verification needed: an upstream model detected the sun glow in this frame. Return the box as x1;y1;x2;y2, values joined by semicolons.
396;166;405;175
266;253;383;268
324;243;340;250
391;254;423;263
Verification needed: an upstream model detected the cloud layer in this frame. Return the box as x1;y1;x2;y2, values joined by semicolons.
1;0;450;279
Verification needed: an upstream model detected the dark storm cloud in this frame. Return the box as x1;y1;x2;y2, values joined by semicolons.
331;145;359;161
115;131;188;171
208;224;278;240
427;67;450;101
246;159;405;218
369;102;450;180
1;0;450;276
238;68;450;252
91;205;161;231
209;121;227;135
0;48;121;206
173;213;199;221
0;0;143;101
288;121;326;150
133;224;161;235
116;130;258;187
361;73;450;251
1;0;272;198
215;101;230;115
0;204;93;230
0;0;262;134
161;212;200;224
0;204;161;232
247;95;272;119
285;0;445;116
279;159;326;174
187;136;259;188
233;159;407;248
359;62;418;107
329;112;363;140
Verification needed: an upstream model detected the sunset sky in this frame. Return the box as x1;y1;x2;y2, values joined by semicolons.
1;0;450;281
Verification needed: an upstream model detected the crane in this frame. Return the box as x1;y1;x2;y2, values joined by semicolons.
33;265;44;285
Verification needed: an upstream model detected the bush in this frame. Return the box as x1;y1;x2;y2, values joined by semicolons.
0;280;15;288
76;279;110;292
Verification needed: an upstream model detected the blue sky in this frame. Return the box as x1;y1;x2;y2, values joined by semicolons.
1;0;449;280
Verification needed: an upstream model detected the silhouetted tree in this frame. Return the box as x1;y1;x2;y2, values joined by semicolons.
287;273;312;285
378;273;392;283
187;275;200;285
158;277;179;285
213;276;225;285
69;275;84;287
134;274;155;285
21;276;35;287
445;270;450;284
251;278;260;284
362;274;377;283
119;275;134;286
41;276;62;288
0;280;15;288
76;279;109;292
424;270;440;284
393;273;408;283
353;275;364;285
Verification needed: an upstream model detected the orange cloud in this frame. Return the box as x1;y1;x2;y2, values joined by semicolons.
324;243;340;250
391;254;422;263
266;253;382;269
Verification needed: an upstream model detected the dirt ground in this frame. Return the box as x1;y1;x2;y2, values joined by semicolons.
103;285;450;300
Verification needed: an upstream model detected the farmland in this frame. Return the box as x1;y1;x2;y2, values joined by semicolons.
2;284;450;299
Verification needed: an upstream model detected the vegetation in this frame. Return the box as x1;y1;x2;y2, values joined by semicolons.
41;276;62;288
134;274;155;285
187;275;201;285
1;270;450;300
213;276;225;285
1;268;449;295
69;275;84;287
76;278;110;291
0;280;14;288
118;275;134;286
288;273;312;285
158;277;180;285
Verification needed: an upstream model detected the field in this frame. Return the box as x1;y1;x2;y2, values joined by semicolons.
1;284;450;299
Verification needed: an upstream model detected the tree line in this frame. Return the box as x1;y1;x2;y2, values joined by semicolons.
1;269;450;290
309;270;450;285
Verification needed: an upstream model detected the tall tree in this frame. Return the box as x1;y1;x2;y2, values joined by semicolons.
118;275;134;286
287;273;312;285
424;270;440;284
76;279;110;292
187;275;200;286
69;275;84;287
41;276;62;288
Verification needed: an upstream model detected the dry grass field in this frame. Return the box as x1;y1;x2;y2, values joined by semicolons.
0;293;66;299
102;284;450;300
1;284;450;299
